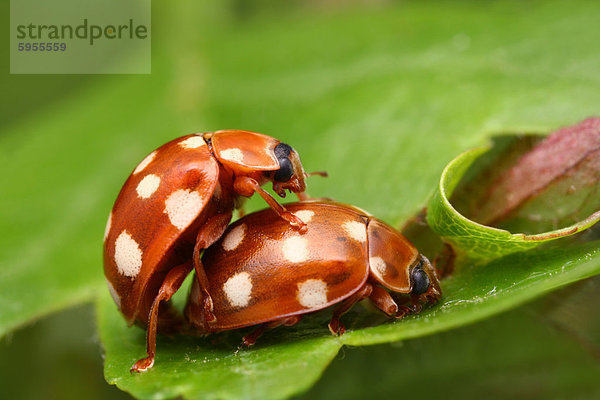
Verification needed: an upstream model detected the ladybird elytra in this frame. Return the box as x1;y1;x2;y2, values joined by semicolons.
184;201;442;342
103;130;316;372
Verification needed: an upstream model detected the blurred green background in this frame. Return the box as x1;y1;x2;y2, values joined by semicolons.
2;1;600;399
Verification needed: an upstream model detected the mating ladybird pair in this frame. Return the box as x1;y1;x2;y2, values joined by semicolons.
103;130;441;372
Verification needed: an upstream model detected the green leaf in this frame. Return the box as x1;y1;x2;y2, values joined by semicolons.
302;284;600;399
426;146;600;260
99;239;600;399
98;291;341;400
3;1;600;399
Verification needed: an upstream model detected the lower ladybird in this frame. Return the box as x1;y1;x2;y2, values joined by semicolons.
184;200;442;345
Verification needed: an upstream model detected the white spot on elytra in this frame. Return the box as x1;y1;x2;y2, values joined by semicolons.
297;279;328;308
343;220;366;243
220;148;244;163
223;272;253;307
106;278;121;309
370;256;387;277
293;210;315;223
179;135;206;149
104;212;112;241
114;231;143;277
282;236;309;263
223;224;246;251
136;174;161;199
164;189;204;230
133;151;157;175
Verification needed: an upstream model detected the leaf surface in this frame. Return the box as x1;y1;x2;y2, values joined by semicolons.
2;1;600;399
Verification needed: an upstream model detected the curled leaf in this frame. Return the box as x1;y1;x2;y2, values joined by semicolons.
427;119;600;260
469;118;600;233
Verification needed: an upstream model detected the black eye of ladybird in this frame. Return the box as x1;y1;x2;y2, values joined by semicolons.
274;143;294;182
274;142;292;158
274;158;294;182
410;264;430;295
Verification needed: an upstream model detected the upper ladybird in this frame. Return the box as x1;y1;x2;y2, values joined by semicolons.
103;130;319;372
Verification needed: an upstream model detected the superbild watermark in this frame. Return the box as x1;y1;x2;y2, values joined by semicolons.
10;0;151;74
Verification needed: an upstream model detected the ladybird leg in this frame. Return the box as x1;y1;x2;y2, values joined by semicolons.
233;176;307;232
241;325;267;347
192;262;216;327
395;305;413;319
296;191;310;201
295;171;328;201
192;212;234;327
368;285;399;317
242;316;301;347
410;294;423;314
328;284;374;336
131;262;193;373
367;286;411;319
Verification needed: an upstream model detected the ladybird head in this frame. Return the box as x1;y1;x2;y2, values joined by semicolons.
270;143;307;197
409;255;441;303
210;130;308;198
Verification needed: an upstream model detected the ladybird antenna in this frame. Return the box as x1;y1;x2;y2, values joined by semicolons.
305;171;328;178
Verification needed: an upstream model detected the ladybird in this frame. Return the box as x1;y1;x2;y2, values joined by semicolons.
184;201;442;346
103;130;319;372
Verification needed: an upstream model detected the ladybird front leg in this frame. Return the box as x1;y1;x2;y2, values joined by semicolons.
410;294;423;314
296;191;310;202
367;285;411;319
395;305;412;320
295;171;328;201
233;176;307;232
192;212;234;327
242;316;301;347
328;284;374;336
368;284;399;317
131;262;193;373
369;285;412;319
408;291;440;315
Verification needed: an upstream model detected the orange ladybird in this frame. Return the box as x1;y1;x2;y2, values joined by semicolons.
103;130;318;372
185;201;442;345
